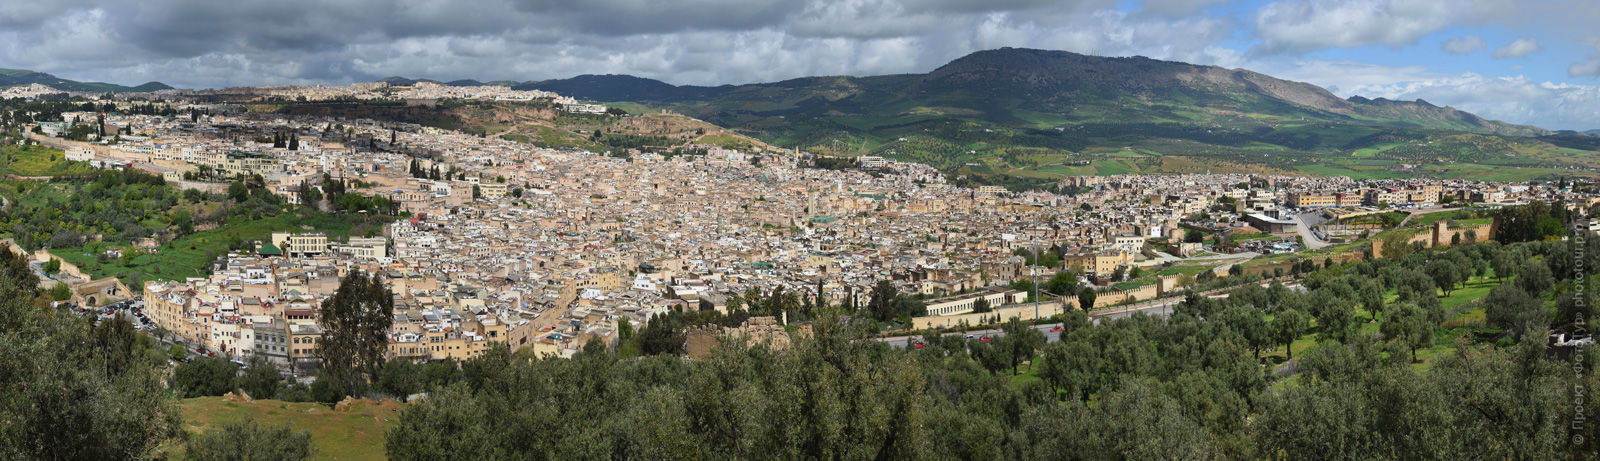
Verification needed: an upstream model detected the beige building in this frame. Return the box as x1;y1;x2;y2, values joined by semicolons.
924;288;1028;316
220;150;281;176
1365;189;1406;206
478;182;509;199
1286;192;1337;208
1066;250;1133;276
289;322;323;372
333;237;388;259
66;145;95;162
272;232;328;257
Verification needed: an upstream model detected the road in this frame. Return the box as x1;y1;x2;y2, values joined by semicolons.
1293;212;1331;250
880;323;1067;349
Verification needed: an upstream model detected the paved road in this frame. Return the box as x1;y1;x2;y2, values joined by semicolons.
1188;251;1261;261
1293;213;1331;250
880;323;1067;348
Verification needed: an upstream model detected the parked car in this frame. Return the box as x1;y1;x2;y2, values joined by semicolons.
979;335;993;343
1049;325;1063;332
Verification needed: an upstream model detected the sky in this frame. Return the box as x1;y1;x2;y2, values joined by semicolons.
2;0;1598;130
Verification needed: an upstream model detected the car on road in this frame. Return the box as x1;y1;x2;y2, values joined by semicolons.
1049;325;1063;332
979;335;992;343
963;334;974;339
911;341;925;349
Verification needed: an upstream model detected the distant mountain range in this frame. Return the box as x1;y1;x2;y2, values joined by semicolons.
516;48;1545;137
0;69;170;93
454;48;1596;181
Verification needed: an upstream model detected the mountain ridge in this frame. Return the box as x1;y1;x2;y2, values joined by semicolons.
353;49;1600;181
0;68;171;93
507;48;1545;137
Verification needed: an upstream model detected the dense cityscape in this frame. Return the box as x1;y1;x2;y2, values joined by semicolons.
2;1;1600;459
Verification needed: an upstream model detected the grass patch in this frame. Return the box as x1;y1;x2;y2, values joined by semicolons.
55;210;385;284
0;145;93;176
176;397;402;461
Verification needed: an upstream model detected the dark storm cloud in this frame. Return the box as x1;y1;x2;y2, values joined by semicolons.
0;0;1198;88
509;0;804;36
2;0;1596;130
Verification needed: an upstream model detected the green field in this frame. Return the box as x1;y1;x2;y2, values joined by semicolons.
0;144;93;176
1293;160;1409;180
176;397;401;460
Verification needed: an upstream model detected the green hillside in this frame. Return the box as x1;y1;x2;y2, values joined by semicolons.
519;48;1597;184
0;68;172;93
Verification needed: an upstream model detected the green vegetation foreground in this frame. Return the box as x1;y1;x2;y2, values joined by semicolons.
4;202;1600;460
388;229;1600;459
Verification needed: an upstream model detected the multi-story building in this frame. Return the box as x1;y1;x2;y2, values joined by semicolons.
478;182;509;199
1364;189;1407;206
1111;234;1146;253
217;150;282;176
66;145;95;162
289;322;324;374
272;232;328;257
332;237;388;259
1066;250;1133;276
249;318;291;369
1286;192;1337;208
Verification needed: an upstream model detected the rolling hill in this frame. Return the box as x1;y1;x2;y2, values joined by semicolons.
0;68;171;93
504;48;1596;183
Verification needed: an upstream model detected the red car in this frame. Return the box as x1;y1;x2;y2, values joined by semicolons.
911;342;925;349
979;336;993;343
1050;326;1063;332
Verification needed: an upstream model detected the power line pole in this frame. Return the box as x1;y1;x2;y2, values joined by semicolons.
1032;241;1040;320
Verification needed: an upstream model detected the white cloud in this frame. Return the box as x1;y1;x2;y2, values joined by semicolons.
1265;58;1600;130
1441;35;1484;54
0;0;1595;132
1252;0;1514;53
1491;37;1539;59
